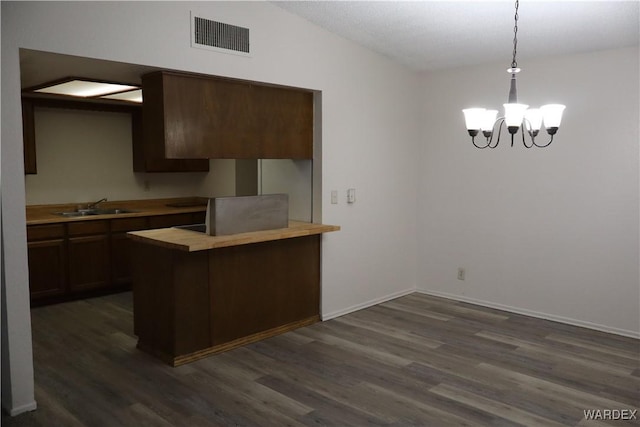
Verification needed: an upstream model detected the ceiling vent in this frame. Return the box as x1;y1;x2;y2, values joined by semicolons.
191;13;250;56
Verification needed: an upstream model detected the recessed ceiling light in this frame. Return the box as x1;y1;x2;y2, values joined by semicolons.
100;89;143;103
34;80;138;97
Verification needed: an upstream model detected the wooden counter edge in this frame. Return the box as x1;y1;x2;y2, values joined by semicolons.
127;221;340;252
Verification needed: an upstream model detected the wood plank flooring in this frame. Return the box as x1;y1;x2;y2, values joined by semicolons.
3;292;638;426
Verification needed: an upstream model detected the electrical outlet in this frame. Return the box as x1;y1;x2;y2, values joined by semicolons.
457;268;466;281
331;190;338;204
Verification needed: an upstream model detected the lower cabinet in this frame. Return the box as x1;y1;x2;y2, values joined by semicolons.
27;211;206;305
27;224;66;299
131;234;321;366
68;221;110;292
111;217;149;286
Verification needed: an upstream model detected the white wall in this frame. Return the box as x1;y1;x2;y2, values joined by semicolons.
259;159;313;222
418;47;639;337
2;1;421;413
25;107;235;205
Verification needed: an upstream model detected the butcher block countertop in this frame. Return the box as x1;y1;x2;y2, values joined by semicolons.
127;221;340;252
26;197;208;225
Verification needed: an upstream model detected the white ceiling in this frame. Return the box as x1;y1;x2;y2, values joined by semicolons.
19;1;639;88
273;1;640;71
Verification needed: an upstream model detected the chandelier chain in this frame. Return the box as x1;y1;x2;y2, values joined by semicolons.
511;0;519;69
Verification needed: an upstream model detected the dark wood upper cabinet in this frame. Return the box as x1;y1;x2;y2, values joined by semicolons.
141;71;313;160
134;76;210;172
250;83;314;159
22;99;37;174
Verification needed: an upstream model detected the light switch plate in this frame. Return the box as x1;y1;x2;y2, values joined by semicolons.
347;188;356;204
331;190;338;204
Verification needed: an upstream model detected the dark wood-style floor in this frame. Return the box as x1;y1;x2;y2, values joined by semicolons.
3;292;639;426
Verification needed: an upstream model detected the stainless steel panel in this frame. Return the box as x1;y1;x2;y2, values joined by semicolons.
207;194;288;236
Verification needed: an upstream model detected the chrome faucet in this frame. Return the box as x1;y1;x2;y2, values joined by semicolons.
86;198;107;209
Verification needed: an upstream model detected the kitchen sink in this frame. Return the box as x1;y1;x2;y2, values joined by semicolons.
54;211;96;217
53;208;136;217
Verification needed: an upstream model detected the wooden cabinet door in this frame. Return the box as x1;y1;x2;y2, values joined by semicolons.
68;235;110;292
22;99;37;174
27;239;66;299
68;221;110;292
252;84;313;159
137;73;209;172
111;217;149;286
159;72;258;159
27;224;66;301
144;71;313;160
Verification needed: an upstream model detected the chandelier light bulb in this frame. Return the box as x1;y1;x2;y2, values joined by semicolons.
503;103;529;130
462;108;486;136
540;104;566;130
524;108;543;135
481;110;499;132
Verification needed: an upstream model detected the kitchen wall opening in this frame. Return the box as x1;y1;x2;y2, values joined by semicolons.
21;49;315;222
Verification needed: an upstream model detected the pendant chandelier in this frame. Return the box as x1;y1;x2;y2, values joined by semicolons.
462;0;566;149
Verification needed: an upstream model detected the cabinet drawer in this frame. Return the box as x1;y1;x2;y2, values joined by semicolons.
111;217;149;233
27;224;65;241
68;220;109;236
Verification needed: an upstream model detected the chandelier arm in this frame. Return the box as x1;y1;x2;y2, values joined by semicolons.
531;134;555;148
486;118;504;149
471;135;492;149
521;123;535;149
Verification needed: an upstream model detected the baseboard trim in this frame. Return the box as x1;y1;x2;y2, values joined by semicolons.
416;289;640;339
322;288;416;321
2;400;37;417
138;315;320;366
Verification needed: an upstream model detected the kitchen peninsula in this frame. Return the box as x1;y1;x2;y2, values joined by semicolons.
127;221;339;366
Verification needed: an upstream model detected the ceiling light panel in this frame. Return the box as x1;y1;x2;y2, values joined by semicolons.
34;80;138;97
100;89;143;103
